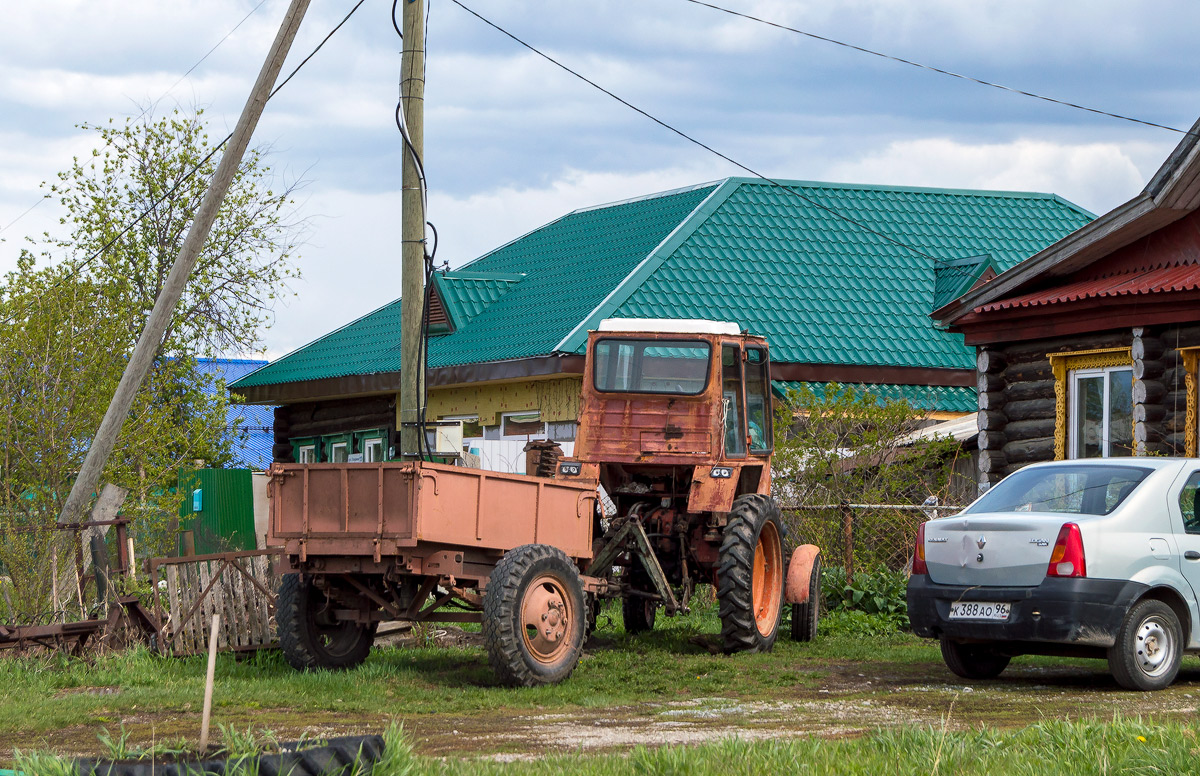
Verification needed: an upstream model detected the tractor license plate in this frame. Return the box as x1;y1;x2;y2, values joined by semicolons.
948;601;1010;621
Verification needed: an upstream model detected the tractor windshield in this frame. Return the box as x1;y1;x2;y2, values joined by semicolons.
592;339;711;395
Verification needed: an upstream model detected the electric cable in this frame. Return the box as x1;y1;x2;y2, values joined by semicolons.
0;0;368;327
680;0;1191;137
448;0;940;262
0;0;271;239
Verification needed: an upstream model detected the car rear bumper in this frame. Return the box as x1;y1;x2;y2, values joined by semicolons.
907;576;1147;647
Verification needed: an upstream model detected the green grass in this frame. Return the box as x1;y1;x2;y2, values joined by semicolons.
19;716;1198;776
369;717;1200;776
0;601;935;742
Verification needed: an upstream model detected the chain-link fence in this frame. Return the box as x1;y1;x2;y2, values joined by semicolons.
781;502;963;582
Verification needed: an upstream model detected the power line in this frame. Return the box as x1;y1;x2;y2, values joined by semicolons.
448;0;941;262
0;0;367;327
0;0;271;239
680;0;1190;137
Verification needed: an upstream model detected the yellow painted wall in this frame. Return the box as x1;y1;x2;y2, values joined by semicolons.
410;375;583;426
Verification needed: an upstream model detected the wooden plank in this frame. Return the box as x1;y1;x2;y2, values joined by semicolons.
196;561;213;653
165;565;181;653
230;560;249;648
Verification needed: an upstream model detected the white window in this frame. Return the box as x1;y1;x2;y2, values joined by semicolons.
329;442;349;463
502;411;545;439
363;438;384;462
298;445;317;463
1070;366;1133;458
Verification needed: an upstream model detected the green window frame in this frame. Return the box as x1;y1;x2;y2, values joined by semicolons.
354;428;389;462
291;437;320;463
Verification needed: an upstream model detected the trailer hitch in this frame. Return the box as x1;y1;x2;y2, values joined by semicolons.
584;517;681;615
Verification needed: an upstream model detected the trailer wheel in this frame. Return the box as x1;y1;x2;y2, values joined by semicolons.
277;574;375;671
790;552;822;642
717;494;787;653
483;544;586;686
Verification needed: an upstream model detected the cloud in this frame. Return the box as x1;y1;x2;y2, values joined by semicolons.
825;137;1155;215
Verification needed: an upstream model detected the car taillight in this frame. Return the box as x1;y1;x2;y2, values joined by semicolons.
1047;523;1086;578
911;522;928;575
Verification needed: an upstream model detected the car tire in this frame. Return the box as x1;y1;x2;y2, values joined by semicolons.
277;574;375;671
790;552;821;642
1107;599;1182;691
939;637;1010;680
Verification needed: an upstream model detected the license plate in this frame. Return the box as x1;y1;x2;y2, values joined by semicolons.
948;601;1011;621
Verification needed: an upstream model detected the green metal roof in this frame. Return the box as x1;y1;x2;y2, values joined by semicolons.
430;271;524;332
933;255;1000;311
233;178;1092;392
772;380;978;414
578;179;1093;369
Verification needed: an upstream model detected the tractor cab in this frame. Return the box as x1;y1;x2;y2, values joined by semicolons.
572;318;773;501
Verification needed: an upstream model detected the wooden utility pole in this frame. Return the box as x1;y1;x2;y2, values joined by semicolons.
57;0;312;525
399;0;427;458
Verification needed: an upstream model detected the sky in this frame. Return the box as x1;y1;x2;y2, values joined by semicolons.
2;0;1199;360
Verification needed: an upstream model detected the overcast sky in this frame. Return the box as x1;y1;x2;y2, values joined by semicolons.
2;0;1199;359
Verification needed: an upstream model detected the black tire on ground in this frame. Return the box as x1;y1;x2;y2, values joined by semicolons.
1107;599;1183;691
621;565;658;634
790;553;822;642
277;574;375;671
483;544;586;686
717;494;788;654
940;637;1011;680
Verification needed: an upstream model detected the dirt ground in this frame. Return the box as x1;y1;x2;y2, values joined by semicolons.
26;627;1200;762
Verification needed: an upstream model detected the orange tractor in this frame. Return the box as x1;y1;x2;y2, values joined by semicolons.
270;319;820;685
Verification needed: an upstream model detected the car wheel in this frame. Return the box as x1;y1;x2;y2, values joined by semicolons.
939;636;1010;680
1107;599;1182;691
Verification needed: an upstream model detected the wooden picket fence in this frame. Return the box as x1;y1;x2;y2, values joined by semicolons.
149;549;281;656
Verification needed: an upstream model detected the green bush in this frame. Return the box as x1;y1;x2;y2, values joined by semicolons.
822;565;909;629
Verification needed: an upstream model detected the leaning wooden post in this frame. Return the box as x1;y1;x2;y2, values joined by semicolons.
199;613;220;753
841;501;854;587
55;0;312;527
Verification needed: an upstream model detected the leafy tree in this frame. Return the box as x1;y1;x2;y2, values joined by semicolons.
41;109;302;356
772;383;963;508
0;110;299;619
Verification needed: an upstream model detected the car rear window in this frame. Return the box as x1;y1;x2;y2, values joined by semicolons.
965;465;1153;516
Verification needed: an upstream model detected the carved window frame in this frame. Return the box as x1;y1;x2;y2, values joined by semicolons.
1050;347;1132;460
1181;347;1200;457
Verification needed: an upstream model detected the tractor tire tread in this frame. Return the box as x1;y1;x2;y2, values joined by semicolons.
717;494;787;654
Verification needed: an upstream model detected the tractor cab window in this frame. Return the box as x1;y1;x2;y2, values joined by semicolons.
593;339;711;395
746;346;772;453
722;344;746;458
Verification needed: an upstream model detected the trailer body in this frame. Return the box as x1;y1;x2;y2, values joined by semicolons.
269;460;596;581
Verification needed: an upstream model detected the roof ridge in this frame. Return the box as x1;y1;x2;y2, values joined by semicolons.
569;179;727;215
727;176;1083;202
552;179;740;354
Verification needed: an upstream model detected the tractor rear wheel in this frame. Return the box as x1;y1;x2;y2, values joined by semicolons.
277;574;375;671
718;494;787;653
483;544;586;686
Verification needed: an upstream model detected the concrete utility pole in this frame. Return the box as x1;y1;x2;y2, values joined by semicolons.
57;0;312;525
399;0;427;458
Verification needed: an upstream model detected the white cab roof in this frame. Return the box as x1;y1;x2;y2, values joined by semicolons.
597;318;741;335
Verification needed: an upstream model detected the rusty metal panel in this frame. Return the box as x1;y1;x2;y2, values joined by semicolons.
414;463;595;560
687;464;740;512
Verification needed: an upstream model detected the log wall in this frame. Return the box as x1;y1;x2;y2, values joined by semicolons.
272;395;397;463
974;325;1200;491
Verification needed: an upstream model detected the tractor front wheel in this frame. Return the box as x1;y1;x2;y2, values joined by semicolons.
483;544;586;686
277;574;375;671
717;494;787;653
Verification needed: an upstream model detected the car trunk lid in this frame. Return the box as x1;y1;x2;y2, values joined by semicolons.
924;513;1071;587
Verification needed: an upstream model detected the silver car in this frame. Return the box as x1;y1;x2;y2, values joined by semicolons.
907;457;1200;691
